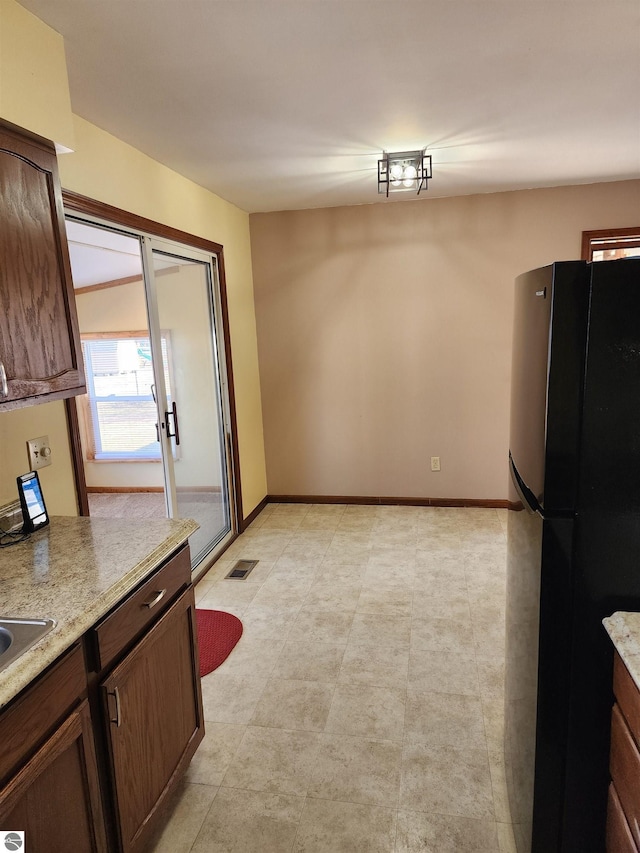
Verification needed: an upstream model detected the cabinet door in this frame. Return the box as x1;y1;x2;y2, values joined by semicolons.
0;119;85;410
0;700;107;853
606;784;638;853
101;587;204;853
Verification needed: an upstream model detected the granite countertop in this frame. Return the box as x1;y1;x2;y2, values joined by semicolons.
603;611;640;691
0;515;198;709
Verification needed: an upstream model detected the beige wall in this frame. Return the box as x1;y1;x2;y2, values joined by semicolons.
0;0;75;149
250;180;640;501
0;402;77;514
0;0;268;519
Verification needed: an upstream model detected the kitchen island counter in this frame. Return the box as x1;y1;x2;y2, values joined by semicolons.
0;515;197;708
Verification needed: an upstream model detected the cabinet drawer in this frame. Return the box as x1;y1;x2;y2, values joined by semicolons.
611;702;640;847
614;652;640;749
607;783;638;853
0;643;85;784
92;545;191;672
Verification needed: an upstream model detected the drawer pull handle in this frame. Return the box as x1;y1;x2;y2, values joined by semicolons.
142;589;167;609
0;361;7;398
109;687;122;727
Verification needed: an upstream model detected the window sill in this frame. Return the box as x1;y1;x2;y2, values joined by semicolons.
86;456;163;464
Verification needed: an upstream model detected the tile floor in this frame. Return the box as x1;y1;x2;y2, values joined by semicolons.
87;491;227;565
149;503;516;853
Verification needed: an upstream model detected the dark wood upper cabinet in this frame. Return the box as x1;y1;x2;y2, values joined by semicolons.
0;118;85;410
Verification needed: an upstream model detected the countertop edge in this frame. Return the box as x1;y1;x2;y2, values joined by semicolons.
0;518;197;710
603;611;640;692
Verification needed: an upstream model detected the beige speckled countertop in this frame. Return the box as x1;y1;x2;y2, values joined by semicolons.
603;612;640;691
0;515;198;709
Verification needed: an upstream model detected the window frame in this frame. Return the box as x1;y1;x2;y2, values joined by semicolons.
581;227;640;261
80;329;176;463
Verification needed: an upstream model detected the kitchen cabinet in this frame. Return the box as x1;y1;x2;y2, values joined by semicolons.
0;118;85;410
89;544;204;853
607;651;640;851
0;540;203;853
0;645;107;852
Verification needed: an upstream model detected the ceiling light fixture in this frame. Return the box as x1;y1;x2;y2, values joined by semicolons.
378;149;432;197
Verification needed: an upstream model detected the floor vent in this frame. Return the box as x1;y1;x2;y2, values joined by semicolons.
226;559;258;580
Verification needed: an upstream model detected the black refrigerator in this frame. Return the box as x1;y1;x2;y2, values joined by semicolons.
504;258;640;853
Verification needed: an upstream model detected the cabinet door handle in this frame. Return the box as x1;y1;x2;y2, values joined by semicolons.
109;687;122;727
142;588;167;609
0;361;7;398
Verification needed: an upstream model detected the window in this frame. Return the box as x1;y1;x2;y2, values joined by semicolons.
581;227;640;262
81;331;174;461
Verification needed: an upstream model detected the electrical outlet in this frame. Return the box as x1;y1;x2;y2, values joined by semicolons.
431;456;441;472
27;435;52;470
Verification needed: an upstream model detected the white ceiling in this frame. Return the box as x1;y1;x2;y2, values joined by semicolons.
66;220;143;287
66;219;184;287
19;0;640;213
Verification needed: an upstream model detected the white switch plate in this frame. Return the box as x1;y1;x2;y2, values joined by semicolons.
431;456;441;472
27;435;52;470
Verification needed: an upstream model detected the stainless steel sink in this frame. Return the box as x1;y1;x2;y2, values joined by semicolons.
0;627;12;655
0;618;56;674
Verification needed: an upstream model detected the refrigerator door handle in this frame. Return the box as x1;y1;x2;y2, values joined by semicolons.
509;453;543;517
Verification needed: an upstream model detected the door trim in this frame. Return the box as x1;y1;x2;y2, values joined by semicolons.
62;190;243;536
63;190;224;253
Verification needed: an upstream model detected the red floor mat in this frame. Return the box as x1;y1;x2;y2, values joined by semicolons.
195;609;243;677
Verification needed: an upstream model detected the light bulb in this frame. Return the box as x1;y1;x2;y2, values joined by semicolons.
389;162;404;185
403;164;418;187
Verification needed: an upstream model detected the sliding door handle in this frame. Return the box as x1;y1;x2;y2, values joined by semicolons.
165;402;180;446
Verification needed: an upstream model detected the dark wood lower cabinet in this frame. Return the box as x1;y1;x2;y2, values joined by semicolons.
607;784;637;853
0;546;202;852
608;652;640;852
0;700;107;852
100;587;204;853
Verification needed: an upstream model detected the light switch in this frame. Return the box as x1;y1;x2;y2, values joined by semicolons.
27;436;52;470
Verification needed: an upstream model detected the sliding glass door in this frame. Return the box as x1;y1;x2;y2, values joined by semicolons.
142;238;232;566
66;215;236;571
